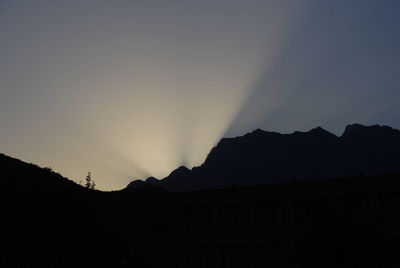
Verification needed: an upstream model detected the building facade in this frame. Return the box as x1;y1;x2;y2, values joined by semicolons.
171;175;400;268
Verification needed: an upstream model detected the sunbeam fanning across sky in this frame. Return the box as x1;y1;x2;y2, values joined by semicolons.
1;0;400;190
225;0;400;137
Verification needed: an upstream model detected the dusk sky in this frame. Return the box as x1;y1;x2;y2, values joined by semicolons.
1;0;399;190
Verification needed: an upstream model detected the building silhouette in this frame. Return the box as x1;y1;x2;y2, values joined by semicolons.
146;174;400;267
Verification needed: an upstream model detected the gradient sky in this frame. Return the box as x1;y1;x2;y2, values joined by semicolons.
1;0;399;190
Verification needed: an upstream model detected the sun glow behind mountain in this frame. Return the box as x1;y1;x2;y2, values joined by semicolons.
2;1;400;190
0;1;307;190
71;4;306;190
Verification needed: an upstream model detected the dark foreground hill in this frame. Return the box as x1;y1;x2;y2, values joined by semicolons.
0;153;176;267
127;124;400;191
0;153;86;198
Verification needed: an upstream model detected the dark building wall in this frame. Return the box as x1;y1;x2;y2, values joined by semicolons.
170;175;400;268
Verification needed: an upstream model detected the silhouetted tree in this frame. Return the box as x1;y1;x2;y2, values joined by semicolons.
84;172;96;189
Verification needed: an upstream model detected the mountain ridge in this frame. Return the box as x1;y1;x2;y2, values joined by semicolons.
127;124;400;192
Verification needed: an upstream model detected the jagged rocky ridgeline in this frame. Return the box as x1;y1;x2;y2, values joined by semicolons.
127;124;400;192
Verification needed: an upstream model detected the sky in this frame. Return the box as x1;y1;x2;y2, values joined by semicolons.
0;0;399;190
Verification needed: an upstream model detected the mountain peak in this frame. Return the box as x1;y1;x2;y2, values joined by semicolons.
309;126;327;133
342;124;368;136
126;176;160;189
252;128;265;134
308;126;338;138
168;166;190;177
145;176;159;183
342;124;399;138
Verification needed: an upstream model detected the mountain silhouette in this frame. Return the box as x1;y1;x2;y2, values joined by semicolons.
127;124;400;192
0;153;86;199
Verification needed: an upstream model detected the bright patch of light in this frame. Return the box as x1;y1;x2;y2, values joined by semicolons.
0;1;310;190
